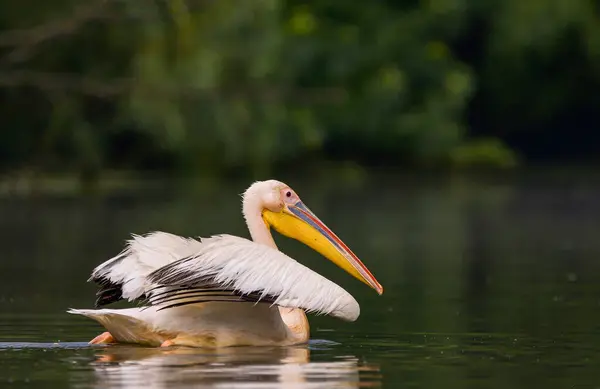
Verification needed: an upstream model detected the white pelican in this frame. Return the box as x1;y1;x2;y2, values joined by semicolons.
68;180;383;348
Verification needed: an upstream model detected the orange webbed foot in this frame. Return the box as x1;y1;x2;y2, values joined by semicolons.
89;331;115;345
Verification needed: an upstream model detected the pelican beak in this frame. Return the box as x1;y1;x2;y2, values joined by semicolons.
263;201;383;295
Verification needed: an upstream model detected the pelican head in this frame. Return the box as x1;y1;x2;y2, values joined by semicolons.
243;180;383;295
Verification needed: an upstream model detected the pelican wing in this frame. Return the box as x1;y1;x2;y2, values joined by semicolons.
90;232;360;321
90;232;205;306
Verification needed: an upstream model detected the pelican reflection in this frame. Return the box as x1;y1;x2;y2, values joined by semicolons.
86;344;381;388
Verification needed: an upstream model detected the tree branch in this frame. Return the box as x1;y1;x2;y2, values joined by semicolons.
0;0;112;64
0;70;347;103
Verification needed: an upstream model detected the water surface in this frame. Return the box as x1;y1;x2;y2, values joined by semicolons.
1;172;599;388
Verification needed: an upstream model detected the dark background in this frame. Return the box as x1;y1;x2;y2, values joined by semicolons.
0;0;598;187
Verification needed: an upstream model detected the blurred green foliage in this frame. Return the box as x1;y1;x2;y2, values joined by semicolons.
0;0;598;178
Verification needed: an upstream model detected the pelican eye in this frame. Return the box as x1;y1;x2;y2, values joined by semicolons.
286;191;292;198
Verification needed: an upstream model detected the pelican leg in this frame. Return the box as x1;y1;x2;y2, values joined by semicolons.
160;339;175;347
89;331;115;345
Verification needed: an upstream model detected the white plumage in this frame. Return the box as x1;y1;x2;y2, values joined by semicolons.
91;231;359;321
68;179;381;348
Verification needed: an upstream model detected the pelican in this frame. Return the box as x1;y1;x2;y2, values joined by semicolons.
68;180;383;348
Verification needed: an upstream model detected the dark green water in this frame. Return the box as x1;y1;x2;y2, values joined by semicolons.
1;172;599;388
